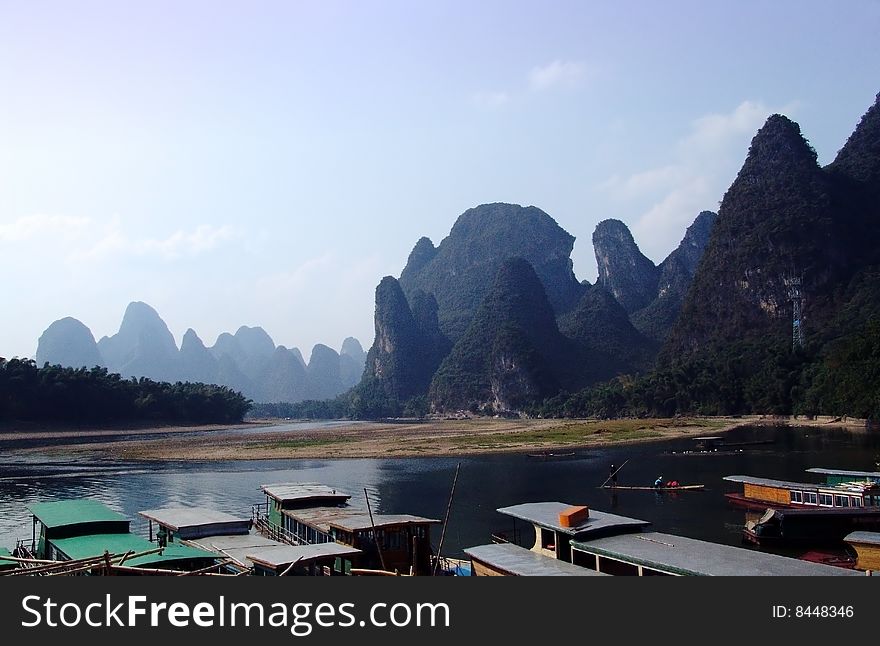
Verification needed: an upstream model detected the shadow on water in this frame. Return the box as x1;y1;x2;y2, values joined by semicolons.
2;424;879;558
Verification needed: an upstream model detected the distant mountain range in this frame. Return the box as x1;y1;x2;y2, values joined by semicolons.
33;91;880;421
35;303;365;404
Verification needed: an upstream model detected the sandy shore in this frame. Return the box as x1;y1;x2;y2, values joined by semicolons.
0;420;273;442
21;416;741;461
5;414;865;462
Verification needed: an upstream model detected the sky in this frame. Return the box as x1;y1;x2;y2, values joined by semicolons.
1;1;879;360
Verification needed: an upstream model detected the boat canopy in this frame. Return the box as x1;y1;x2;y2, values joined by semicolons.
139;507;252;539
49;533;216;568
29;500;129;531
260;483;351;506
496;502;650;537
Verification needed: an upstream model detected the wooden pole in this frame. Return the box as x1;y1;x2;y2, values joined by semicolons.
433;462;461;576
600;459;629;488
0;555;58;565
176;560;234;576
364;488;387;572
278;556;304;577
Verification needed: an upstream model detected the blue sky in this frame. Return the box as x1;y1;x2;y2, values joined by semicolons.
2;1;879;360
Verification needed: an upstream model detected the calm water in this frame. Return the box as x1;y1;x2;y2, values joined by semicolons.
2;424;879;558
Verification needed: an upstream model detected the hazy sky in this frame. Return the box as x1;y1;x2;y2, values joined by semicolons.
2;1;879;360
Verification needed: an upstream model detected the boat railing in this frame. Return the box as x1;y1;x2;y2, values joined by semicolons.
433;555;470;576
251;504;307;546
490;528;522;545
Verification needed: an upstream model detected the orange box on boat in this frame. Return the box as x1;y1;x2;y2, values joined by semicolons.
558;505;589;527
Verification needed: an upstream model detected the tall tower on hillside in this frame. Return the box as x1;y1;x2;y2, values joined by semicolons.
784;275;805;350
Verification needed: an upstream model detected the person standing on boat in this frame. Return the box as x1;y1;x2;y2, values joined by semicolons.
654;475;664;488
609;464;618;486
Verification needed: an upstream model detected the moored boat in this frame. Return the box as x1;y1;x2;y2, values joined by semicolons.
466;500;857;576
743;506;880;547
255;482;440;575
9;499;221;575
723;475;880;511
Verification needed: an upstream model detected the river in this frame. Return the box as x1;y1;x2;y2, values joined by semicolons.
1;423;878;558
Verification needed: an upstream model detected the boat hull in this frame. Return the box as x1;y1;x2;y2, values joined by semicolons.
744;507;880;547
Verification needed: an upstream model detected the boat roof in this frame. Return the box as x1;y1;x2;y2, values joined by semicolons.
807;468;880;479
49;533;216;567
260;483;350;504
496;502;650;537
283;506;439;533
844;531;880;546
724;475;880;493
247;543;361;569
185;532;286;568
28;500;129;529
464;543;607;577
570;532;860;576
138;507;252;537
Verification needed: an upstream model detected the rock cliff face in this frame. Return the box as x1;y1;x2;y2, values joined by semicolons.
664;114;843;359
429;258;575;412
398;203;584;341
359;277;446;405
593;219;659;314
35;317;104;369
630;211;717;342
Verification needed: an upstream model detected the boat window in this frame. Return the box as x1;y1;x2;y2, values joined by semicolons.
803;492;818;505
851;497;862;508
540;528;556;551
789;490;803;503
834;495;850;507
819;493;833;506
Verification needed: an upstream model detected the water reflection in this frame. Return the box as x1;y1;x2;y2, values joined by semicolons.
2;424;879;558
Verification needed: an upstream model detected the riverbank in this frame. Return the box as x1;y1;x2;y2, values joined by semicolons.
5;414;868;461
0;420;273;442
24;416;737;460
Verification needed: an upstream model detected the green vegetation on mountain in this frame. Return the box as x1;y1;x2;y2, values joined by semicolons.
630;211;717;342
398;203;584;341
0;358;251;425
352;277;450;417
539;94;880;422
559;284;657;376
429;258;578;412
